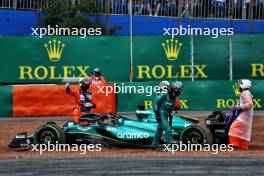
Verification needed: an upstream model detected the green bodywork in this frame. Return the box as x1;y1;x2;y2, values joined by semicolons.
11;109;195;148
62;110;193;147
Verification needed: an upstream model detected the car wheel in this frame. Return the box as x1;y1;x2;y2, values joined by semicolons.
35;124;66;145
203;126;214;145
180;124;211;145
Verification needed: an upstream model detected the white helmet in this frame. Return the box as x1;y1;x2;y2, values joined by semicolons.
79;77;90;86
239;79;251;89
159;80;170;90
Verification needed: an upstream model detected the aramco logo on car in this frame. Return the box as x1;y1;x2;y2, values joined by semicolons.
18;39;90;80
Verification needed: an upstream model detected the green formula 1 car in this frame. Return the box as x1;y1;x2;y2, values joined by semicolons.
9;107;210;149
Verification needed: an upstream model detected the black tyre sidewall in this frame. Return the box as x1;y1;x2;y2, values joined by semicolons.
35;124;66;144
180;125;209;145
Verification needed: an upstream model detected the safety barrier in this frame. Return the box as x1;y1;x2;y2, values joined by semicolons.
116;80;264;112
12;84;116;117
0;86;12;117
0;80;263;117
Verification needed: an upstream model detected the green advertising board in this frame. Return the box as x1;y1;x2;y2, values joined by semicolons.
0;35;263;83
132;36;231;81
0;86;13;117
232;35;264;80
0;36;130;83
116;80;263;112
193;36;229;80
133;36;192;81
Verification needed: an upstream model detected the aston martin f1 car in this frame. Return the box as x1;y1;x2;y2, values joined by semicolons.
204;106;241;145
9;107;211;149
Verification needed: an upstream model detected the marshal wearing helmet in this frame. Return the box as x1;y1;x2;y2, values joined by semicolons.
229;79;254;149
66;78;96;123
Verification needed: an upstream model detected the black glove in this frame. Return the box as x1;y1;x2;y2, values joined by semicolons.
65;82;70;93
173;105;180;111
154;111;161;122
169;115;173;126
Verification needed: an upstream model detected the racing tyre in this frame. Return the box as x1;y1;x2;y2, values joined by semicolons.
180;124;210;145
35;123;66;145
203;126;213;145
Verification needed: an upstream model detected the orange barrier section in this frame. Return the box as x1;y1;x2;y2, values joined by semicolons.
13;84;116;117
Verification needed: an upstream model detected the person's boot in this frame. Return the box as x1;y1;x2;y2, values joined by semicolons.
151;146;157;150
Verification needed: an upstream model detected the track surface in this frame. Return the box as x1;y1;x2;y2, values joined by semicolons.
1;114;264;175
1;116;264;158
0;157;264;175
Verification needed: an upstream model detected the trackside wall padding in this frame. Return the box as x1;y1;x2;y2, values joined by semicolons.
116;80;264;112
12;84;116;117
0;86;13;117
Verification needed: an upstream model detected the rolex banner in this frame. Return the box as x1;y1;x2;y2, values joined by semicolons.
0;35;263;83
0;36;131;83
116;80;263;112
133;36;230;81
232;35;264;80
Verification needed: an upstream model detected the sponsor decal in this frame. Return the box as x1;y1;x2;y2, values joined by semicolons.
18;39;91;80
143;99;189;109
251;64;264;78
44;39;65;62
136;39;208;80
216;83;262;109
117;132;150;139
106;127;116;132
77;126;92;131
162;39;182;61
16;134;27;139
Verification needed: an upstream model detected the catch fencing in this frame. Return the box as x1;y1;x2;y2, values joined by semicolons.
0;0;46;10
97;0;264;20
0;0;264;20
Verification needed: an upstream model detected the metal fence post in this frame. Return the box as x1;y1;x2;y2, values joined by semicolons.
105;0;110;35
36;0;41;28
189;0;195;81
178;0;182;30
13;0;17;9
242;0;247;19
228;0;234;81
129;0;134;82
249;0;254;32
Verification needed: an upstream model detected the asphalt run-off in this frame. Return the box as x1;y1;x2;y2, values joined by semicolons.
0;157;264;175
